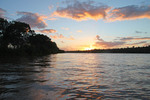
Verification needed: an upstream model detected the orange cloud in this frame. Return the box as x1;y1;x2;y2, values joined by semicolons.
52;0;111;21
67;36;74;40
108;5;150;21
16;12;47;29
50;33;74;40
52;1;150;21
37;29;57;34
77;30;82;33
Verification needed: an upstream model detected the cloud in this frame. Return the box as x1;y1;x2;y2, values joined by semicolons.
61;41;64;43
52;0;111;21
52;1;150;21
94;35;125;48
0;8;6;18
50;33;64;39
16;12;47;29
61;27;69;30
126;41;147;46
108;5;150;21
37;29;57;34
119;37;150;41
94;35;150;48
94;41;125;48
48;5;54;10
135;31;147;34
77;30;82;33
96;35;104;41
50;33;74;40
67;36;75;40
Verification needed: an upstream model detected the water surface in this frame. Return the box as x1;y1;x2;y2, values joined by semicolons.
0;53;150;100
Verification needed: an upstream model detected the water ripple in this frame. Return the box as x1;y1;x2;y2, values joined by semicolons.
0;54;150;100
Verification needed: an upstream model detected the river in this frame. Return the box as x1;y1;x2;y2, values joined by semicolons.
0;53;150;100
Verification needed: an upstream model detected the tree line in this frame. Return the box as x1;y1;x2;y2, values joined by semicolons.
67;46;150;53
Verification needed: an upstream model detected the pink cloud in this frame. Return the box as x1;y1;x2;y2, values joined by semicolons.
52;0;111;21
94;35;150;49
94;41;125;48
94;35;125;48
108;5;150;21
96;35;104;42
16;12;47;29
119;37;150;41
126;41;147;46
0;8;6;18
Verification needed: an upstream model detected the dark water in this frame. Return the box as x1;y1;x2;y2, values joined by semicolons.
0;53;150;100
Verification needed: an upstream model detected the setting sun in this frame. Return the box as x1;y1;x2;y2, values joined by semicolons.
84;47;94;50
83;45;95;50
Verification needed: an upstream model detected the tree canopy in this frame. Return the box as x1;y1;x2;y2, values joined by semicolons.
0;18;64;56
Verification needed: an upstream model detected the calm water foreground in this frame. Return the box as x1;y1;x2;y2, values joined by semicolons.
0;53;150;100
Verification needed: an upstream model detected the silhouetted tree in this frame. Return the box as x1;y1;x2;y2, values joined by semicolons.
28;34;60;54
0;18;9;34
2;21;31;48
0;18;9;47
0;18;64;56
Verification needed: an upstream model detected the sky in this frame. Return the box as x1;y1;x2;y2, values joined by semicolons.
0;0;150;51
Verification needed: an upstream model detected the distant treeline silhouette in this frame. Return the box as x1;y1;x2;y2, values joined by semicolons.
0;18;64;56
67;46;150;53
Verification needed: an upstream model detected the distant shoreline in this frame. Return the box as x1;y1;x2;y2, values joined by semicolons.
65;52;150;54
66;46;150;53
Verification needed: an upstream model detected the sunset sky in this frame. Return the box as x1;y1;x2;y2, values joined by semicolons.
0;0;150;51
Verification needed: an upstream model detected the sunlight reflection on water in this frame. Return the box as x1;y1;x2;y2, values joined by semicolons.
0;53;150;100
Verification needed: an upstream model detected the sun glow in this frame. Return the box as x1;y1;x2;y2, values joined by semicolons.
84;47;94;50
83;45;95;51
